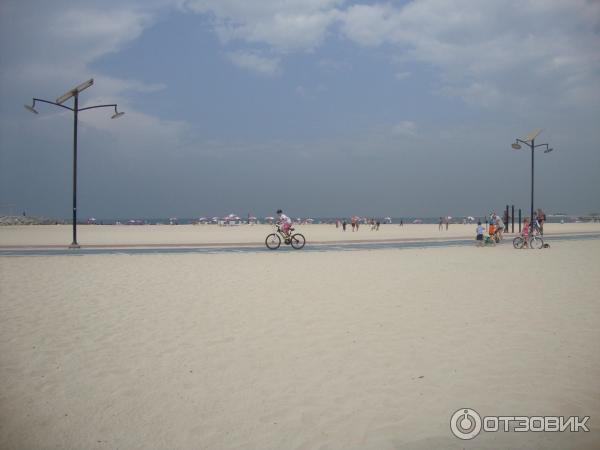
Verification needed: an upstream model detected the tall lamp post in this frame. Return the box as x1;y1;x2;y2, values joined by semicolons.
511;128;554;232
25;79;124;248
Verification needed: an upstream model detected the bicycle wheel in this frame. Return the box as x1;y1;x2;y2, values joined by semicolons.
290;233;306;249
265;233;281;249
529;236;544;249
513;236;524;249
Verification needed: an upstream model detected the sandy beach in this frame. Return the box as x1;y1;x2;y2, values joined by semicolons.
1;222;599;247
1;224;599;449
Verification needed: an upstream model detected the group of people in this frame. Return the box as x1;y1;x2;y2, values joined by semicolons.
438;216;450;230
476;208;545;247
369;219;381;231
335;217;363;231
519;210;545;247
475;212;505;246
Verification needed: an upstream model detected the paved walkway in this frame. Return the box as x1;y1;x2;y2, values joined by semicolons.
1;233;599;257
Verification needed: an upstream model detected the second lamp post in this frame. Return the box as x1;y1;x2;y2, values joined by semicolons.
511;128;554;232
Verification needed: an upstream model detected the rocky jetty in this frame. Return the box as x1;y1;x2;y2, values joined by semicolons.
0;215;63;225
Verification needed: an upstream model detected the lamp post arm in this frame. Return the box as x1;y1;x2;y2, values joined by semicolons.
515;138;531;147
534;143;550;150
78;104;119;112
31;98;74;112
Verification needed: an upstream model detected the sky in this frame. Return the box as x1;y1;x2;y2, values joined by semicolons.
1;0;599;220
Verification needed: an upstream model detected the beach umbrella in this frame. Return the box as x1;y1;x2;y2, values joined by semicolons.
265;216;274;220
413;219;422;224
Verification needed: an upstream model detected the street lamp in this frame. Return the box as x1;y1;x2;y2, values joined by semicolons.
25;78;124;248
511;128;554;233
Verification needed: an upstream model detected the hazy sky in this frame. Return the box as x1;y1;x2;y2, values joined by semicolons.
1;0;599;219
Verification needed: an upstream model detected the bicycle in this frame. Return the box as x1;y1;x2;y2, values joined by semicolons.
513;226;544;249
265;225;306;250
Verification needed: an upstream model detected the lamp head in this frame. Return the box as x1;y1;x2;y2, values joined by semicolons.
56;78;94;104
111;111;125;119
511;143;521;150
24;104;38;114
544;147;554;154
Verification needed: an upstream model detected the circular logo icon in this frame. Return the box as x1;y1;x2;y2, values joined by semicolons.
450;408;482;440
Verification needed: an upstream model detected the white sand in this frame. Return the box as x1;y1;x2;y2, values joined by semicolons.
1;228;599;449
0;222;599;247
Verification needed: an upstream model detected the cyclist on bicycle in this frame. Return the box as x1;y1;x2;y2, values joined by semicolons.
276;209;292;236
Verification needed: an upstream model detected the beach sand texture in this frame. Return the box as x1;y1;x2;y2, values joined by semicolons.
0;222;599;247
1;226;599;449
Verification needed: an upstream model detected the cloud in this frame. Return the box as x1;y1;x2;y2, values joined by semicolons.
183;0;343;52
395;71;411;80
177;0;600;109
0;1;189;157
337;0;600;109
226;51;281;76
392;121;417;137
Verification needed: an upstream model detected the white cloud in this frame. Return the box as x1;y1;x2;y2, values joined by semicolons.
0;1;189;157
337;0;600;109
295;84;327;98
177;0;600;109
392;121;417;137
226;51;280;76
183;0;343;52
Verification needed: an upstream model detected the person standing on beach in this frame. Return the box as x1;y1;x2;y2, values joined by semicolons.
537;208;546;235
444;216;449;230
488;213;496;240
521;217;530;248
439;217;443;231
476;221;484;247
342;220;347;231
495;213;505;241
399;219;403;227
